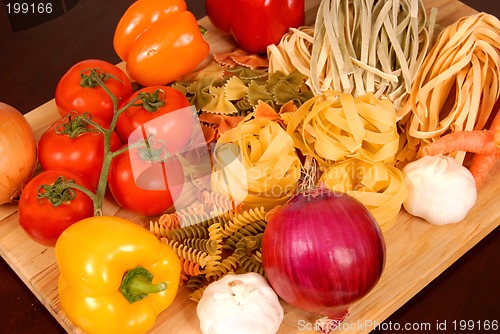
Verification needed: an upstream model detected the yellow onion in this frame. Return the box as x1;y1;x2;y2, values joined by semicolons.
0;102;37;204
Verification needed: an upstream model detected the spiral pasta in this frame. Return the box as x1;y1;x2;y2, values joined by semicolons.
200;190;243;213
167;221;210;241
149;220;175;239
205;254;239;280
235;234;264;276
164;239;210;267
155;192;270;300
225;219;268;251
221;206;267;237
179;257;205;277
186;274;207;291
149;211;181;238
182;238;219;254
189;286;206;303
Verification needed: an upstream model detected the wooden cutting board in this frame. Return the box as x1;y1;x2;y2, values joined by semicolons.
0;0;498;333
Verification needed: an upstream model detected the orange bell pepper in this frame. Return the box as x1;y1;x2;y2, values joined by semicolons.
113;0;187;61
114;0;210;86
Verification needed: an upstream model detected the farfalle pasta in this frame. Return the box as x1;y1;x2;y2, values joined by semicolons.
203;86;239;115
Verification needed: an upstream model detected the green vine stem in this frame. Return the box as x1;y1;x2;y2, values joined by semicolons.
42;68;174;215
37;176;97;208
88;73;144;214
42;68;163;215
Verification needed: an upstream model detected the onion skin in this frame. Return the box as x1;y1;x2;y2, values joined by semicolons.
0;102;37;205
262;189;386;319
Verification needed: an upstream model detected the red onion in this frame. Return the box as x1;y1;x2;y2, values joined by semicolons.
262;188;386;322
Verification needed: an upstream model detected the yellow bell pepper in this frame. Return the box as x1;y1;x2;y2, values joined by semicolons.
55;216;181;334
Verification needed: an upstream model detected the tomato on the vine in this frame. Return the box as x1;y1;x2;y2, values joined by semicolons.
38;114;121;188
115;86;194;154
55;59;133;123
107;144;185;216
18;170;95;247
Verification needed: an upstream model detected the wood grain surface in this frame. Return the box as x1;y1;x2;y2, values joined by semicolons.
0;0;498;333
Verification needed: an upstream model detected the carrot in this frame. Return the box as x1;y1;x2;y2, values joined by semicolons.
422;130;496;156
493;109;500;147
469;150;500;190
468;109;500;190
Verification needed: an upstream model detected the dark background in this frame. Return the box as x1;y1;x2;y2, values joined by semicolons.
0;0;498;333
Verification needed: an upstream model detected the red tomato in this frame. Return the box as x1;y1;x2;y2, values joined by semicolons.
55;59;133;123
115;86;194;153
18;170;95;247
37;114;121;187
108;145;185;216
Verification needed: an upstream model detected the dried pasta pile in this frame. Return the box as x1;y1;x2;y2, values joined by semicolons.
280;90;407;228
150;191;270;302
172;51;313;117
397;13;500;165
171;54;313;144
268;0;437;110
211;117;302;211
320;157;407;226
282;90;400;167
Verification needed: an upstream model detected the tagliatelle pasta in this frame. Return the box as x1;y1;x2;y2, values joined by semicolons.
282;90;400;169
397;13;500;165
210;117;302;210
320;157;408;229
268;0;436;110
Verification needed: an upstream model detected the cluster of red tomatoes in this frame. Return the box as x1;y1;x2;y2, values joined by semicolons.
18;59;195;247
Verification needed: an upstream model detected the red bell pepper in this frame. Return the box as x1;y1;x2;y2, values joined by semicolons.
205;0;305;54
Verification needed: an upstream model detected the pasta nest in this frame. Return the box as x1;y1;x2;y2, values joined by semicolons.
282;90;400;169
210;116;301;211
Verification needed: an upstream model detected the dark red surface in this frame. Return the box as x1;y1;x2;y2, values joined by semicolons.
0;1;498;333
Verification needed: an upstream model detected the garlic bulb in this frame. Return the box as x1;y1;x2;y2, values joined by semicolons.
402;155;477;225
197;273;284;334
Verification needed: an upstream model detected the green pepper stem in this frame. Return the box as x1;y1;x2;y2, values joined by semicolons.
120;266;167;304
